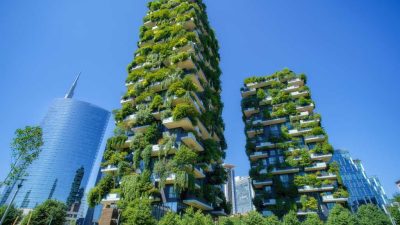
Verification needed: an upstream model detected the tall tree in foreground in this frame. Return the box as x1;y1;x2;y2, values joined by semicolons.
326;204;357;225
2;126;43;186
356;204;391;225
282;210;300;225
0;205;22;225
243;211;264;225
387;206;400;225
302;213;323;225
20;200;67;225
265;214;281;225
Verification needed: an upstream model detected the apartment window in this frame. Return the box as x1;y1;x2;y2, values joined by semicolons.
280;175;290;187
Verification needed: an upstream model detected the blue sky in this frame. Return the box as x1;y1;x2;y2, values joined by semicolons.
1;0;400;196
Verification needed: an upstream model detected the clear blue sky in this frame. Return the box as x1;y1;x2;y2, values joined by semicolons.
1;0;400;196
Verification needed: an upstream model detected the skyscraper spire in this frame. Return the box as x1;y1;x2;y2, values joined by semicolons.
65;73;81;99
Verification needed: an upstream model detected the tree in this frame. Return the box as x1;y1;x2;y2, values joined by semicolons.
20;200;67;225
265;215;281;225
0;205;22;225
302;214;323;225
387;206;400;225
243;211;264;225
121;199;156;225
179;207;213;225
2;126;43;185
356;204;391;225
282;210;300;225
326;204;357;225
158;212;180;225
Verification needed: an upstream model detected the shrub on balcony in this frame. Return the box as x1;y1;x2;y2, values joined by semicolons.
282;210;301;225
294;174;321;187
297;97;312;106
150;94;163;111
311;126;325;136
135;105;154;126
313;141;333;154
171;52;190;64
87;174;115;207
172;103;199;121
114;103;134;122
271;91;290;105
256;89;266;100
333;188;349;198
167;76;198;97
300;195;318;211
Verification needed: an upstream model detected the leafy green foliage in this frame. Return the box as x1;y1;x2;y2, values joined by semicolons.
0;205;22;225
265;215;281;225
20;200;67;225
87;175;115;207
282;210;300;225
243;211;265;225
5;126;43;185
257;89;266;100
388;206;400;225
158;211;180;225
326;204;358;225
172;103;199;121
356;204;391;225
302;214;323;225
179;207;213;225
121;199;157;225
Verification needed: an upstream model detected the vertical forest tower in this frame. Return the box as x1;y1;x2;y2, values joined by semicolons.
241;69;348;218
91;0;228;221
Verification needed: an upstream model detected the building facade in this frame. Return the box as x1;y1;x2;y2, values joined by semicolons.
241;69;347;218
223;164;236;214
332;149;389;212
93;0;228;222
396;180;400;192
234;176;254;214
2;77;110;213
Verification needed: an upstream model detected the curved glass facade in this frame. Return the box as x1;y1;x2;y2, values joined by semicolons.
10;98;109;209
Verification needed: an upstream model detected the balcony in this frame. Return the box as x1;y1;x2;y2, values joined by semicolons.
283;85;301;93
175;56;196;70
124;114;136;123
288;128;312;137
245;79;277;89
211;209;227;216
181;132;204;152
297;210;317;216
246;128;263;138
182;17;196;30
300;118;320;126
296;103;314;113
253;117;286;126
291;91;309;98
148;81;166;92
304;134;325;143
322;195;348;203
290;111;309;120
298;185;335;193
271;167;299;175
172;93;205;114
143;20;156;28
194;166;206;179
101;165;118;174
288;78;304;86
249;151;269;161
183;196;213;211
241;87;256;98
101;193;120;204
155;174;176;185
162;117;195;130
174;41;196;53
120;97;134;105
317;173;337;180
187;73;204;92
255;141;275;150
243;107;259;117
311;153;332;161
151;144;177;156
305;162;327;171
263;199;277;206
196;120;211;140
252;179;273;188
132;125;150;133
152;110;163;120
260;96;273;105
124;137;133;148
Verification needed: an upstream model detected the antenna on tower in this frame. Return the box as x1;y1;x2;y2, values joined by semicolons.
65;73;81;99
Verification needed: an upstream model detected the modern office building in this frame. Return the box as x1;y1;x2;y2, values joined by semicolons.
94;0;227;222
331;150;389;212
2;76;110;214
234;176;254;214
241;69;347;218
223;164;236;214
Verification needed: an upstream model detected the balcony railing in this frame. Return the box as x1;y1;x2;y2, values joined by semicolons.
243;107;259;117
322;195;348;203
298;185;334;193
241;87;256;98
246;128;263;138
317;173;337;180
296;103;314;112
255;141;275;150
288;78;304;86
181;132;204;152
288;128;312;136
310;153;332;161
194;166;206;179
297;210;317;216
305;162;327;171
183;195;213;211
162;117;195;131
283;85;301;93
291;90;309;98
155;174;176;184
101;165;118;174
101;193;121;204
270;167;300;175
151;144;178;156
249;151;269;161
252;117;286;126
290;111;309;120
252;179;273;188
304;134;325;143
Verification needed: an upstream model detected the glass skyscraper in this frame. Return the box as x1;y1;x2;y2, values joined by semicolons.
332;149;389;212
2;76;110;212
234;176;254;214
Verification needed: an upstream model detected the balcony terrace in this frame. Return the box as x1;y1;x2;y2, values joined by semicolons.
246;128;263;138
311;153;332;161
290;111;309;120
101;193;120;204
183;196;213;211
288;128;312;137
252;117;287;126
132;125;150;133
304;134;325;143
270;167;300;175
283;85;301;93
181;132;204;152
298;185;334;193
263;199;277;206
241;87;256;98
249;151;269;161
317;173;337;180
101;165;118;174
288;78;304;86
255;141;275;150
291;91;309;98
252;179;273;188
296;103;314;113
305;162;327;171
243;107;259;117
322;195;348;203
162;117;195;131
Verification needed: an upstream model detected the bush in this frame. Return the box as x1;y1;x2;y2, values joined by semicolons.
326;204;358;225
243;211;264;225
0;205;22;225
172;103;199;121
356;204;391;225
282;210;300;225
20;200;67;225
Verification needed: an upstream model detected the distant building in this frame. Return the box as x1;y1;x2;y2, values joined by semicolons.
234;176;254;214
332;150;389;212
1;76;110;218
223;164;236;214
